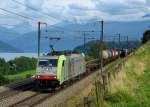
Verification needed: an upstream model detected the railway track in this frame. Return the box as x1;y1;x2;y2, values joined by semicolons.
0;78;34;101
5;60;100;107
8;78;90;107
9;89;63;107
0;59;110;107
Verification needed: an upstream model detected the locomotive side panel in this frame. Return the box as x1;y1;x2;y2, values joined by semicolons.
60;54;85;84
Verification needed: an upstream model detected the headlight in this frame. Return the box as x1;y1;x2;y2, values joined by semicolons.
36;75;40;79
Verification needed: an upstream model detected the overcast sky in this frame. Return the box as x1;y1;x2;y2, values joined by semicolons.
0;0;150;27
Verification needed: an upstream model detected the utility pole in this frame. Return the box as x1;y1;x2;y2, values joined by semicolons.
38;22;40;57
83;32;86;50
74;30;100;51
99;20;104;107
113;37;115;49
126;36;129;49
37;22;47;58
100;20;104;75
116;33;121;58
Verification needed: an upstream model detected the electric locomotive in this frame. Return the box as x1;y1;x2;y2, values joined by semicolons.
35;51;85;89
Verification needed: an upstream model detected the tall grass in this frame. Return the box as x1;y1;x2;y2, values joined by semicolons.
105;41;150;107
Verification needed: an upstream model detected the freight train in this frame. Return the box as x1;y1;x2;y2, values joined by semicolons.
34;49;130;89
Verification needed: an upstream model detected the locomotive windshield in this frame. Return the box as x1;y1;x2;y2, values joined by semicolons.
38;59;58;67
48;59;58;67
38;60;49;67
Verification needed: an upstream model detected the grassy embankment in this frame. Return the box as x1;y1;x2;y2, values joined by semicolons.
104;41;150;106
4;70;35;82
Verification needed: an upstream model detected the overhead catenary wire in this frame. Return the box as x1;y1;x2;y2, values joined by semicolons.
0;8;37;22
0;7;104;44
0;24;16;26
12;0;59;21
1;1;104;32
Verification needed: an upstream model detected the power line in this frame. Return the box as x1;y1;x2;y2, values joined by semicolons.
12;0;58;21
0;24;16;26
42;36;61;40
0;8;37;22
74;30;100;50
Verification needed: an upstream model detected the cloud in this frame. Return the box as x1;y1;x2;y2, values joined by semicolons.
143;14;150;18
94;0;147;15
25;0;43;10
0;0;150;28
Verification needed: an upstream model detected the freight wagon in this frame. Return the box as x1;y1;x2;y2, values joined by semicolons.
102;49;119;64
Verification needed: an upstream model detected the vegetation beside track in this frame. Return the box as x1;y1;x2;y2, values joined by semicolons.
0;56;36;75
4;70;35;82
104;41;150;106
0;70;35;86
0;56;36;86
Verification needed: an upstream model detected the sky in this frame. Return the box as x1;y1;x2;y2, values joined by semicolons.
0;0;150;28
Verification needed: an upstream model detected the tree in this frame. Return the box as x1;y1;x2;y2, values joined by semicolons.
90;41;107;58
8;56;37;73
0;58;10;75
142;30;150;44
0;74;9;85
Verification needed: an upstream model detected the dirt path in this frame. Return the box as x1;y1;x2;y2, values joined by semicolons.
35;71;99;107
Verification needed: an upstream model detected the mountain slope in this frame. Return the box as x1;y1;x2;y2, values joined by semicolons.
0;40;22;52
9;20;149;52
0;26;21;42
74;40;141;55
11;22;34;34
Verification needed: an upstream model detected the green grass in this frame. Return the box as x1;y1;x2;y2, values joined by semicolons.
104;41;150;107
105;90;135;103
4;70;36;82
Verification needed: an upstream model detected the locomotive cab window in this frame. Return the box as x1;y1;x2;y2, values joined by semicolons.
38;60;48;67
48;59;58;67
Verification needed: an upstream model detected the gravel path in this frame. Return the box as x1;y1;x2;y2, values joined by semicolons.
0;71;100;107
10;93;50;107
0;91;37;107
35;71;98;107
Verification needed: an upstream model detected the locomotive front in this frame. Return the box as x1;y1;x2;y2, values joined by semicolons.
35;56;59;88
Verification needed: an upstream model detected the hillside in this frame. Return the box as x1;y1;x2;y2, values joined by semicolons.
74;40;141;55
104;41;150;106
8;20;148;52
0;40;22;52
0;26;21;42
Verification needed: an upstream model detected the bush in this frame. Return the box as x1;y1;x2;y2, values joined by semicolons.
89;42;107;58
9;56;37;73
26;74;32;78
0;58;10;75
142;30;150;44
0;56;37;75
0;74;9;85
